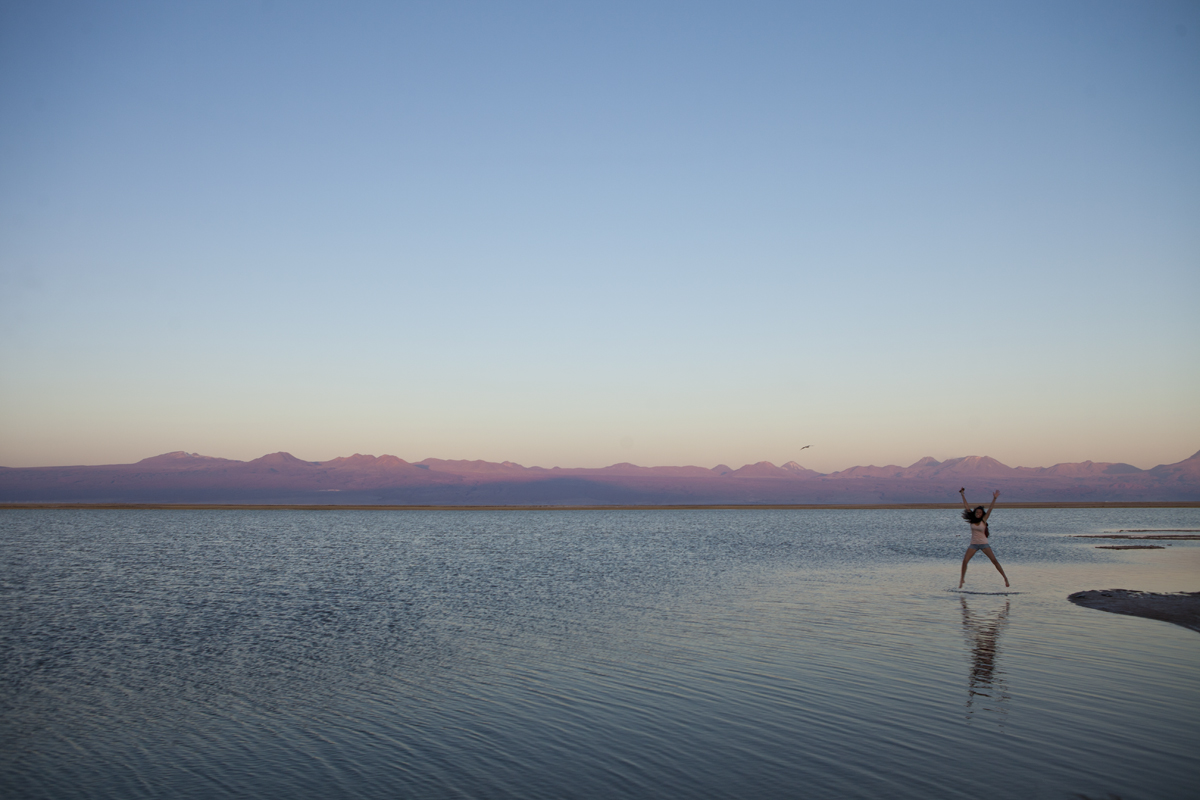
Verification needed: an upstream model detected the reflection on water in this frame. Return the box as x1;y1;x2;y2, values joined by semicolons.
960;596;1010;724
1;508;1198;800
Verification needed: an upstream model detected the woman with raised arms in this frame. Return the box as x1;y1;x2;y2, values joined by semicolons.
958;488;1010;589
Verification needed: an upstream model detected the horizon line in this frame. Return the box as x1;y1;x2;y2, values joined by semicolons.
4;502;1200;511
5;447;1197;473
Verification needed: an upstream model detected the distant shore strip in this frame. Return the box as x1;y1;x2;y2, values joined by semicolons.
2;502;1198;511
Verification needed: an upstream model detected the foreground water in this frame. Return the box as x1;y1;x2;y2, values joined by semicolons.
1;508;1197;800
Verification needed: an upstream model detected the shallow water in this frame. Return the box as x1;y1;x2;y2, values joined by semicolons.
1;508;1197;799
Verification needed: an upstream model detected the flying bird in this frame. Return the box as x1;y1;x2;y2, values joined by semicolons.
800;445;811;450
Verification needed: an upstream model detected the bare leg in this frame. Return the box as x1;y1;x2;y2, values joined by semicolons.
981;547;1009;587
959;547;978;588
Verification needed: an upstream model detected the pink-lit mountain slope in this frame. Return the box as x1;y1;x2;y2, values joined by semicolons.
1;450;1197;504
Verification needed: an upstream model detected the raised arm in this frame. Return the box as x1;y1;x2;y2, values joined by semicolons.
982;490;1000;521
958;487;972;510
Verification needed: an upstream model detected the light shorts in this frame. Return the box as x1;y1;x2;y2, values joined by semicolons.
969;543;992;551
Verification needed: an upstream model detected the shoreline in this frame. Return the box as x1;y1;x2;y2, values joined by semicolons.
2;501;1198;511
1071;533;1200;540
1068;590;1200;633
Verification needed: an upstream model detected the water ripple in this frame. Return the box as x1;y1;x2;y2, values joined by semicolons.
1;508;1198;799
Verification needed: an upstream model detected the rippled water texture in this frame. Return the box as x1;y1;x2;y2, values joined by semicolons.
2;508;1198;799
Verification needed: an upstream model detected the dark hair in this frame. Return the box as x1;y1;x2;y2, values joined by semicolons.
961;506;986;523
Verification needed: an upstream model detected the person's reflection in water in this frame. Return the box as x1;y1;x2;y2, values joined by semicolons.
960;596;1010;724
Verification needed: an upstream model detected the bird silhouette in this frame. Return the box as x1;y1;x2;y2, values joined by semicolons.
800;445;811;450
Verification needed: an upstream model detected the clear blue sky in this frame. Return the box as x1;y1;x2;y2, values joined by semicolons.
2;1;1197;471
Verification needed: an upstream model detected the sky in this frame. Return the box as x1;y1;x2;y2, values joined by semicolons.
1;0;1198;473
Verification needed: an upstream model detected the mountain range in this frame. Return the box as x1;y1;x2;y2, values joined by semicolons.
2;449;1198;504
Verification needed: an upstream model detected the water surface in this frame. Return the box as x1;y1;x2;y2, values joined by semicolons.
2;508;1198;799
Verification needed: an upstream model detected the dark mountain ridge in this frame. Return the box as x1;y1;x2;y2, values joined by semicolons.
2;449;1197;504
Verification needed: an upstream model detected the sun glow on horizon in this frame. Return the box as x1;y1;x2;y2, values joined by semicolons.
1;2;1197;474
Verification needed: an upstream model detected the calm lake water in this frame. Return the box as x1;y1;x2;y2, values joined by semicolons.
2;508;1198;800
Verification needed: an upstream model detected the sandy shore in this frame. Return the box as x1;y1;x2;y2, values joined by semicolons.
1072;532;1200;540
1068;590;1200;633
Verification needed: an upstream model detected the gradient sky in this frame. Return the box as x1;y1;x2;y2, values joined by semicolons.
1;1;1197;472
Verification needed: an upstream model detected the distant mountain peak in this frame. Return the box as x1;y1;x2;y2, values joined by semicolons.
326;453;382;466
934;455;1014;474
780;461;822;478
135;451;231;467
376;454;408;467
731;461;807;479
138;451;218;462
249;452;312;466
